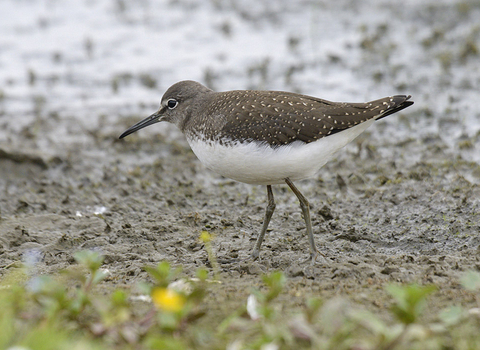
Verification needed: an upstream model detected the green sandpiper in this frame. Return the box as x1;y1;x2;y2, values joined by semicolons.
119;80;413;261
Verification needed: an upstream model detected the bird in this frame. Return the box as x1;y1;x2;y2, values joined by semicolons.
119;80;413;262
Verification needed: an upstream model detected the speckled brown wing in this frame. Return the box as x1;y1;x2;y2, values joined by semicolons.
217;91;413;147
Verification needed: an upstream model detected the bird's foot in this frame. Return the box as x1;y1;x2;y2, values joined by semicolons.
235;250;261;264
299;249;327;265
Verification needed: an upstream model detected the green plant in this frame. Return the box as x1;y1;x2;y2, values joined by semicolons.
2;253;480;350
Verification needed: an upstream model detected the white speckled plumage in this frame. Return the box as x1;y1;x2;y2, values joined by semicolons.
119;80;414;261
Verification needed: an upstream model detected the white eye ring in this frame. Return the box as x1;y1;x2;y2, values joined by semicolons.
166;99;178;109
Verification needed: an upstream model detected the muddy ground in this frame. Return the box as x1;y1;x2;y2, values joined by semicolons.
1;0;480;324
1;112;480;319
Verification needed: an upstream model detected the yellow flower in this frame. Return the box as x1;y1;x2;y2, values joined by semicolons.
200;230;211;243
152;288;186;313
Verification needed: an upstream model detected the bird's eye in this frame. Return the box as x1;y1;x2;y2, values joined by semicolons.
167;99;178;109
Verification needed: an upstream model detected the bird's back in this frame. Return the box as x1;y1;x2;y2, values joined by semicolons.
187;89;412;147
183;90;413;185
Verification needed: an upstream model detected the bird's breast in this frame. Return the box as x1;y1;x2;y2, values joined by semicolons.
185;119;374;185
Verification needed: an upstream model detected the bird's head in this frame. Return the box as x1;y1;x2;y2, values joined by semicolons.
119;80;212;139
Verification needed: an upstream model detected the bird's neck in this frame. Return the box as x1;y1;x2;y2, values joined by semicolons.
182;95;229;142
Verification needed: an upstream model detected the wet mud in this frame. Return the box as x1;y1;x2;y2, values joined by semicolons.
1;120;479;318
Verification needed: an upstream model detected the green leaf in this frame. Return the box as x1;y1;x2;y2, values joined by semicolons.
91;269;108;285
69;289;90;315
158;310;181;331
111;289;128;306
144;261;180;287
262;271;286;302
145;335;187;350
460;270;480;292
305;297;323;323
386;283;437;325
439;305;464;326
136;281;153;295
73;250;104;272
196;268;209;281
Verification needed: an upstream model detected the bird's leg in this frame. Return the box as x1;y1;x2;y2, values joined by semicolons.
251;185;276;260
285;178;318;262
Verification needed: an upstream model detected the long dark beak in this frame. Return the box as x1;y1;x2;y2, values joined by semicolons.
119;111;162;139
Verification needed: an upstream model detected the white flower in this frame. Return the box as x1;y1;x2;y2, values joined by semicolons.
246;294;260;320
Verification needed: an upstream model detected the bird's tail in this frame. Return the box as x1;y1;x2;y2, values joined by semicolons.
376;95;414;120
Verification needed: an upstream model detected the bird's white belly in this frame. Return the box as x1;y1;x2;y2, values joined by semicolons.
187;120;375;185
